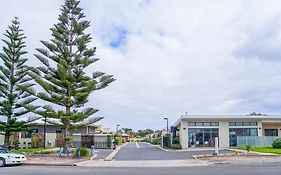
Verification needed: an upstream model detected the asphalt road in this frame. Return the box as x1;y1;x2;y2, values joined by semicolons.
93;149;113;160
113;142;232;160
3;164;281;175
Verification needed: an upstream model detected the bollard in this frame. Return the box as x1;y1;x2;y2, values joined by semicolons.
78;147;81;159
91;145;94;157
215;137;219;155
59;145;62;158
66;147;70;158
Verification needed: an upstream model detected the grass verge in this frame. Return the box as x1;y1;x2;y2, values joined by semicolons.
11;148;52;154
240;147;281;154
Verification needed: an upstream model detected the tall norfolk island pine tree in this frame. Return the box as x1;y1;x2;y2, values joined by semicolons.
30;0;115;146
0;18;38;148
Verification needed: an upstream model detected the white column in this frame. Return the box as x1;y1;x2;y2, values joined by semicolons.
258;121;263;136
219;121;229;148
179;121;188;149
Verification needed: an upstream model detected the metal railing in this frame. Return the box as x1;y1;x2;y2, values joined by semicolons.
237;136;279;147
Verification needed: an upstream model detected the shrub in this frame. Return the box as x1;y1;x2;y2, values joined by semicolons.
107;135;113;149
244;144;252;153
73;148;90;158
170;144;181;150
272;138;281;149
117;137;123;145
173;137;180;144
144;138;151;143
151;138;160;145
163;134;171;147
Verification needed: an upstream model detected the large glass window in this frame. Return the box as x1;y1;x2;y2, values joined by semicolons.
188;128;219;147
188;122;195;126
229;128;258;147
211;122;219;126
264;129;278;136
229;122;257;126
236;122;243;126
250;122;258;126
188;122;219;126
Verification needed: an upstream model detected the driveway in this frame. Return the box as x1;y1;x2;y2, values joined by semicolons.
113;142;232;161
92;149;113;160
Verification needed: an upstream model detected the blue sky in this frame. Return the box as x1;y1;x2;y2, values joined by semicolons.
2;0;281;131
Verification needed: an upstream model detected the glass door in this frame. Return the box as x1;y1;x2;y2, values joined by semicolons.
265;129;278;136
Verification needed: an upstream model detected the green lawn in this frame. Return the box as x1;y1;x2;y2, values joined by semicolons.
11;148;51;154
240;147;281;154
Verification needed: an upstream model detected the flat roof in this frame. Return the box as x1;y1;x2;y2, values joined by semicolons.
172;115;281;127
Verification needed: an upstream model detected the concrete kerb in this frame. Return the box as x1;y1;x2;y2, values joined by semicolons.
75;159;212;167
104;142;128;161
225;148;279;156
23;162;75;166
192;153;230;160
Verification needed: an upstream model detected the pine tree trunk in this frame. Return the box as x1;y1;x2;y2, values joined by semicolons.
4;131;10;148
64;106;71;148
64;123;70;147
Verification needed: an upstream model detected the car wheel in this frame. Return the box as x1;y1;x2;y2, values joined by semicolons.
0;158;6;167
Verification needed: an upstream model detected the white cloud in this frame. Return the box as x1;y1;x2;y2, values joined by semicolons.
2;0;281;130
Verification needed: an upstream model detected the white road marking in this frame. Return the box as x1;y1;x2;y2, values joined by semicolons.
136;142;140;148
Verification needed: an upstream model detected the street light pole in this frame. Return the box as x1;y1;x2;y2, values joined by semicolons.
164;117;169;133
163;117;169;148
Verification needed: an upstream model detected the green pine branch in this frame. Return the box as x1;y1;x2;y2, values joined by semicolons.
0;17;39;147
30;0;115;146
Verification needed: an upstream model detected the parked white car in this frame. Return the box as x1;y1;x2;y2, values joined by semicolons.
0;148;27;167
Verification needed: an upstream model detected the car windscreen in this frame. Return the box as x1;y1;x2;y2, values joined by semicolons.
0;148;10;153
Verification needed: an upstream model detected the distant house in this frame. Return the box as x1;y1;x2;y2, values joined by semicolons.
0;118;113;149
18;118;98;149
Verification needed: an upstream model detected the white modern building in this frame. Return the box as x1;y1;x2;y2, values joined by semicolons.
172;115;281;149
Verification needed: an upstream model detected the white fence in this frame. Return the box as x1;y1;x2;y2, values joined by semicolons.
237;136;279;147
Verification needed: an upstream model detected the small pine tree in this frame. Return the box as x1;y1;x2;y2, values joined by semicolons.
0;17;38;148
30;0;115;147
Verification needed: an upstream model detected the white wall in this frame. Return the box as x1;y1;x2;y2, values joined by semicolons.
45;133;56;147
19;138;32;149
